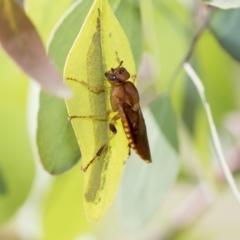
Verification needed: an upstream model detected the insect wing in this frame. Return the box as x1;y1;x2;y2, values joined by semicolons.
121;103;152;163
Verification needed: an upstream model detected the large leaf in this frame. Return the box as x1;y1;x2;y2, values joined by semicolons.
114;0;142;69
210;8;240;62
119;95;179;229
191;30;237;181
202;0;240;9
0;0;69;97
64;0;136;221
146;0;190;94
195;31;236;124
26;0;73;43
184;63;240;208
37;92;80;174
37;0;94;174
0;166;7;194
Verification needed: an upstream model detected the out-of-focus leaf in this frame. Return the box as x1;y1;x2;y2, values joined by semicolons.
151;95;179;152
37;92;80;174
195;31;236;124
210;9;240;62
0;49;35;226
0;0;69;97
119;95;179;230
0;166;7;194
108;0;121;10
64;0;135;221
150;0;190;109
188;28;237;186
174;182;240;240
37;0;94;174
48;0;94;72
43;164;90;240
182;74;200;134
26;0;73;43
114;0;142;68
202;0;240;9
140;0;161;84
184;63;240;208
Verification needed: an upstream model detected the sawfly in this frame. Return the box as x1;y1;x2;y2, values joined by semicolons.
67;61;152;171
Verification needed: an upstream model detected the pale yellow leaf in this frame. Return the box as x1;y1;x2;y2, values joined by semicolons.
64;0;135;221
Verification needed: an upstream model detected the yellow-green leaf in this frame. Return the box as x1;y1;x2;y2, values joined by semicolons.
64;0;135;221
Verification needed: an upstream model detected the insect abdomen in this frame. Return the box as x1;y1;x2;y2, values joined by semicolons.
122;120;151;163
122;120;136;147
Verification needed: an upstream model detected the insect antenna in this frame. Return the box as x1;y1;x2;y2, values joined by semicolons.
117;61;123;68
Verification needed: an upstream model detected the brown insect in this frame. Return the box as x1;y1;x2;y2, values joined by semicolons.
67;61;152;171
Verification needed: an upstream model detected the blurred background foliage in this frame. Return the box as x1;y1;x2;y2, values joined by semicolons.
1;0;240;239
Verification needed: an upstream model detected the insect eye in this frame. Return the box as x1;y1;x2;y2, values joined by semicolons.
109;75;116;81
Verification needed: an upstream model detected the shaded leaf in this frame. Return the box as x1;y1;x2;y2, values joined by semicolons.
0;166;7;194
151;94;179;152
26;0;73;43
181;74;200;134
119;95;179;230
184;63;240;208
191;30;237;180
114;0;142;68
48;0;94;72
141;0;190;94
0;0;69;97
202;0;240;9
210;8;240;62
108;0;121;9
37;92;80;174
194;31;236;123
64;0;135;221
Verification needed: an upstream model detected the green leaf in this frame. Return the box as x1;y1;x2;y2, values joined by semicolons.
184;63;240;208
188;30;238;183
151;94;179;152
64;0;136;221
0;49;35;226
114;0;142;68
37;92;80;174
195;31;236;123
181;74;200;134
108;0;121;10
48;0;95;71
201;0;240;9
37;0;94;174
210;9;240;62
0;166;7;194
26;0;73;43
146;0;190;92
119;95;179;229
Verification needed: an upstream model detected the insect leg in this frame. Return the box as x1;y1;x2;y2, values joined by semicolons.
127;143;131;157
132;74;137;84
66;77;110;92
81;113;121;172
68;110;112;121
